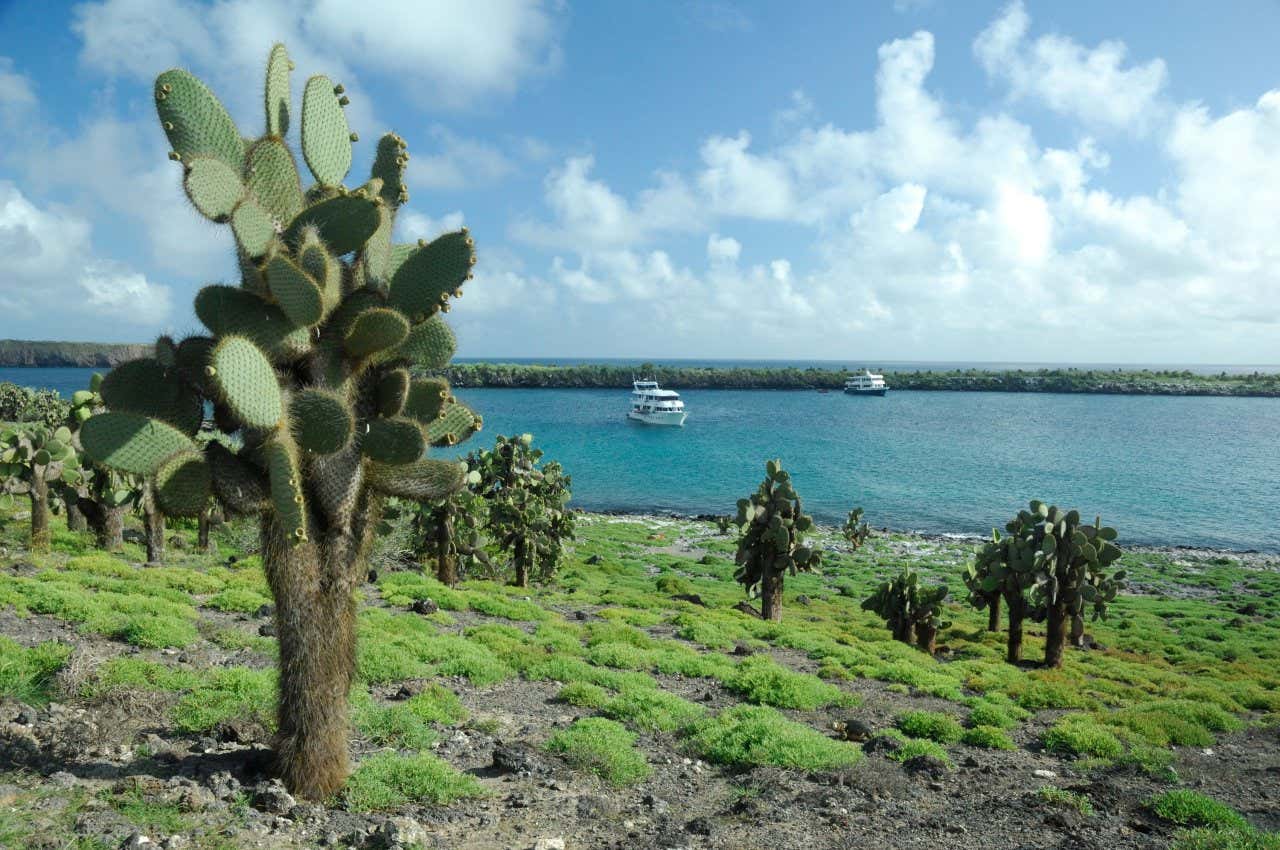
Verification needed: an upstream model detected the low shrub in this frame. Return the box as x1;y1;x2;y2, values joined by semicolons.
545;718;650;786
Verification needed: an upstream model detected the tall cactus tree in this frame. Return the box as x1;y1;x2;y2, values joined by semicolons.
0;425;78;553
79;44;481;799
732;459;820;622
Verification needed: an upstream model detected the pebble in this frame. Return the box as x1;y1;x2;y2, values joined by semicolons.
377;816;430;848
532;839;565;850
1033;769;1057;779
252;781;296;815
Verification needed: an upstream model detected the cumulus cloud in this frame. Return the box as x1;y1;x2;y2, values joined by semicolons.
974;0;1168;132
73;0;563;109
500;11;1280;361
0;182;169;331
410;127;516;191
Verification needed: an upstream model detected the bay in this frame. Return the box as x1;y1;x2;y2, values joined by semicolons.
5;366;1278;550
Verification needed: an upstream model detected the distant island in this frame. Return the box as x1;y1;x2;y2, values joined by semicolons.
3;340;1278;397
441;363;1280;397
0;339;149;368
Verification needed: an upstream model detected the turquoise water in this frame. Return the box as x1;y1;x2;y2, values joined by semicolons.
5;367;1279;550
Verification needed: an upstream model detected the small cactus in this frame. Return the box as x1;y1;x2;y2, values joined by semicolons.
861;568;950;653
0;424;78;553
732;459;820;623
468;434;574;588
842;507;871;551
398;471;491;586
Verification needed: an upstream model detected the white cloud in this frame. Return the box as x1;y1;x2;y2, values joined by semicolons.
974;0;1168;132
0;181;169;329
698;132;797;220
707;234;741;264
73;0;563;109
395;209;467;242
0;57;35;109
410;127;515;190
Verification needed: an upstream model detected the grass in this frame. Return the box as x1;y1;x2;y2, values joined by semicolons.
1172;827;1280;850
1;505;1278;841
1042;714;1124;760
544;718;651;786
1149;790;1250;830
1036;786;1094;816
0;637;70;704
722;654;854;710
685;705;863;771
961;724;1016;749
344;752;485;811
896;709;963;744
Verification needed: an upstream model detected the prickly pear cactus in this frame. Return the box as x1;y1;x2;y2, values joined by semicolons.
468;434;574;588
861;568;950;652
732;459;820;622
972;501;1124;668
79;44;481;800
842;506;871;551
396;471;491;586
0;424;78;552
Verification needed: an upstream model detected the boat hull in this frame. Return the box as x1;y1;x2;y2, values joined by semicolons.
628;410;687;426
844;388;888;396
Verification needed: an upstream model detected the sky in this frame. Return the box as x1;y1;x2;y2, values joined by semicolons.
0;0;1278;364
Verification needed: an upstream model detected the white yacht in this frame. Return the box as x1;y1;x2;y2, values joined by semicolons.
844;369;889;396
628;380;687;426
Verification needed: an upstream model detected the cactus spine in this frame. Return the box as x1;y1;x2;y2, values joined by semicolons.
80;44;480;799
732;459;820;622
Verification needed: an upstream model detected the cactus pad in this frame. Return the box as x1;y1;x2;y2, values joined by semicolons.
426;401;480;447
81;412;196;475
300;74;351;186
206;441;268;515
298;234;341;310
184;157;245;221
195;286;311;360
376;369;410;417
100;358;204;435
370;133;408;208
283;194;380;256
245;137;304;225
154;449;212;517
289;389;353;454
266;254;324;326
387;230;474;320
360;417;425;465
366;458;465;500
386;314;455;368
209;336;284;430
231;196;277;257
403;378;449;424
155;69;244;170
265;437;307;541
344;308;409;358
155;336;177;367
264;42;292;137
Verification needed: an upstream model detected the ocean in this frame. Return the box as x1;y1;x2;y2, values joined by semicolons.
5;366;1279;551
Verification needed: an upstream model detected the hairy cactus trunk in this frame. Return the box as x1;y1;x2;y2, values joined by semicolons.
1043;604;1069;668
891;616;913;644
66;498;88;533
915;622;937;654
29;475;50;554
987;596;1001;632
95;505;124;551
436;512;457;585
1070;613;1085;647
264;516;362;800
143;486;165;565
760;568;783;622
1004;590;1025;663
198;511;212;553
513;539;529;588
